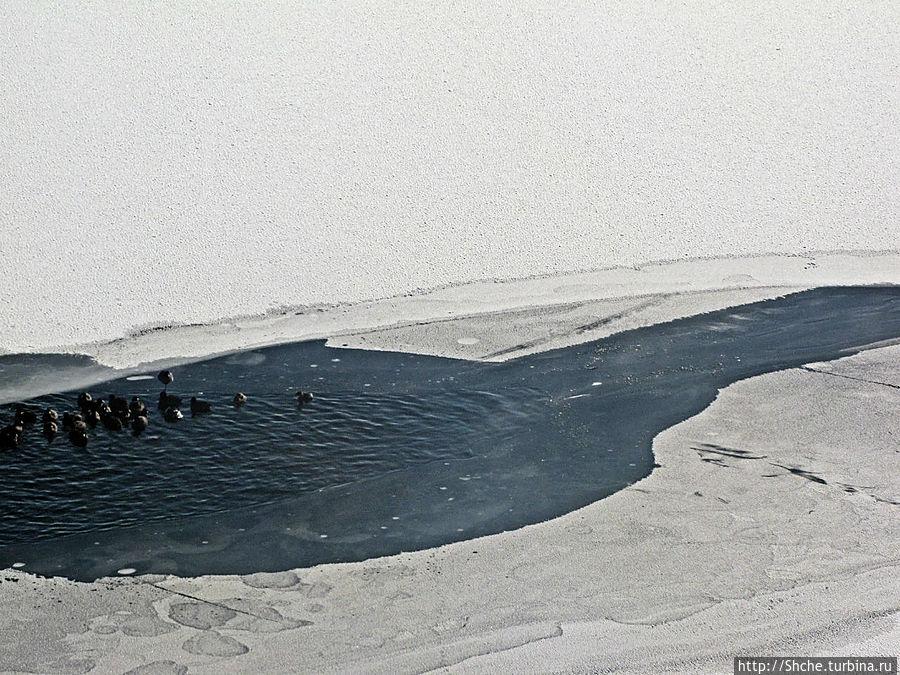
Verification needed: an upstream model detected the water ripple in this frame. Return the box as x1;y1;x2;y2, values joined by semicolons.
0;387;546;544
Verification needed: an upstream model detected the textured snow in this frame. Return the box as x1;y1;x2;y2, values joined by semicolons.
1;3;897;352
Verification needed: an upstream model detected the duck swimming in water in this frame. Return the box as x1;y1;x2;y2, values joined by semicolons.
102;414;123;431
0;424;21;450
68;427;88;448
109;395;131;422
77;392;93;412
14;406;38;426
42;408;58;424
158;370;174;391
43;421;58;441
84;397;104;414
232;392;247;406
129;397;147;417
62;412;83;432
131;415;149;435
296;391;314;407
163;407;183;423
84;409;101;428
158;392;182;410
190;397;211;415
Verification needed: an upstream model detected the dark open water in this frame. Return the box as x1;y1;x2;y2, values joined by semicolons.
0;287;897;581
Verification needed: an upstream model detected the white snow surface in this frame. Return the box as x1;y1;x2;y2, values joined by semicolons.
1;2;897;353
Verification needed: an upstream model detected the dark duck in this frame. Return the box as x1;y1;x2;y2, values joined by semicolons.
131;415;149;435
62;412;84;431
163;407;183;423
77;392;93;412
190;397;211;415
43;421;58;441
158;370;174;391
158;391;182;410
129;396;148;417
102;413;124;431
14;406;38;426
84;409;102;428
0;423;22;450
68;427;88;448
109;395;131;422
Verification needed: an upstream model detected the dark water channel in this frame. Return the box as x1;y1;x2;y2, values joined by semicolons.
0;287;897;580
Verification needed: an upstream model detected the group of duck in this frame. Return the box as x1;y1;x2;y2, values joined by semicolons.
0;369;315;451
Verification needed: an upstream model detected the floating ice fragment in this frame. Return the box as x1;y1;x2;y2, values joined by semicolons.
226;352;266;366
319;534;328;539
11;562;25;568
117;568;136;575
592;381;602;386
126;375;155;381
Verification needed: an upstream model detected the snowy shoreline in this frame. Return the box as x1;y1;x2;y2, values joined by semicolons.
8;251;900;363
